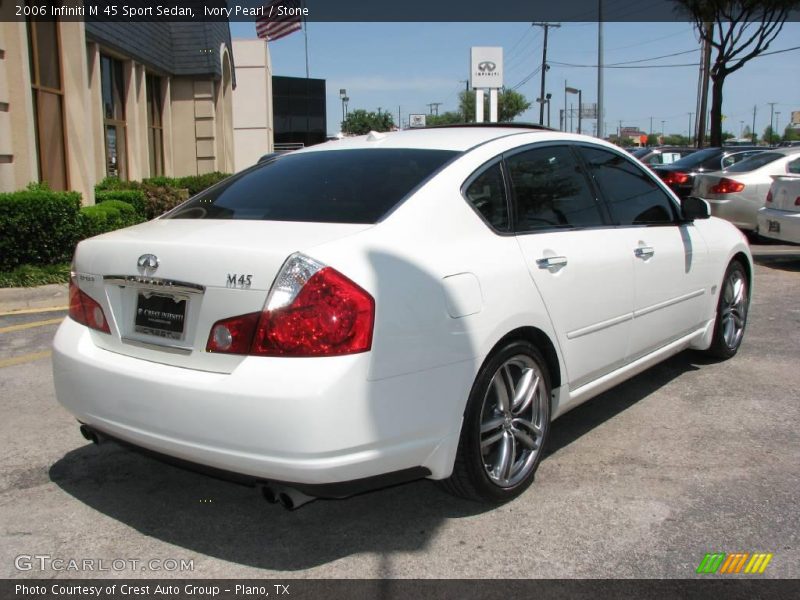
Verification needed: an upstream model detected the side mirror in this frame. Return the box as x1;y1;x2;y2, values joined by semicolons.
682;196;710;221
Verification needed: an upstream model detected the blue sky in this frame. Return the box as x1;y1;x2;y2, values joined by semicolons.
229;21;800;138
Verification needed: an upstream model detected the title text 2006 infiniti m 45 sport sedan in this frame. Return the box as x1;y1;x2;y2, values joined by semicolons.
54;126;752;507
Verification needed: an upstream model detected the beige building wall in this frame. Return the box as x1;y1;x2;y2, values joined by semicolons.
0;17;235;196
0;13;38;193
232;39;274;173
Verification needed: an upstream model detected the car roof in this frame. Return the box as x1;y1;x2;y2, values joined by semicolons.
298;126;556;153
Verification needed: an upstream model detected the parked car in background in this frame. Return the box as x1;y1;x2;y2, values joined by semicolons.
757;174;800;244
693;148;800;231
652;146;763;199
631;146;696;166
53;126;752;507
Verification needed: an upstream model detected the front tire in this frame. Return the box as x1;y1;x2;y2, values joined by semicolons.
706;260;749;359
440;340;551;503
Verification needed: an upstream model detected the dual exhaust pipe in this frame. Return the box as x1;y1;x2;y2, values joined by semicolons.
78;424;316;510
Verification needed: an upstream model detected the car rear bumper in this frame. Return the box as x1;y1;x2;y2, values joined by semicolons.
53;318;468;486
757;207;800;245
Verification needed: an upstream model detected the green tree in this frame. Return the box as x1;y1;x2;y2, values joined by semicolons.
426;111;464;126
783;125;800;142
663;134;691;146
458;89;532;123
646;133;660;146
742;125;753;141
763;126;781;145
676;0;798;146
721;130;735;141
341;109;394;135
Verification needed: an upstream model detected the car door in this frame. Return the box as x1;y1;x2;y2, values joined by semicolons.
578;145;710;362
507;144;634;390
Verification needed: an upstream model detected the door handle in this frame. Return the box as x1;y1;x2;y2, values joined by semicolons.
536;256;568;269
634;246;655;259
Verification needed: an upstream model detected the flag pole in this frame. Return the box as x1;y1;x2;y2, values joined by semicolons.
303;0;309;78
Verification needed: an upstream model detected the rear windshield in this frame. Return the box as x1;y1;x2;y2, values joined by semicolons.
724;152;783;173
668;147;722;169
167;148;458;224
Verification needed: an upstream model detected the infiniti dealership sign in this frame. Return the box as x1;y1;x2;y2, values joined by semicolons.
470;47;503;89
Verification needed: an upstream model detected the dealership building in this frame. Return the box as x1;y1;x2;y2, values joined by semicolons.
0;10;236;202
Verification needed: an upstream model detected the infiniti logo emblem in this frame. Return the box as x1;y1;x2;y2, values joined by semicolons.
477;61;497;72
137;254;159;272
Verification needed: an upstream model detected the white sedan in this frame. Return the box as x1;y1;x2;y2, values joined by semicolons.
757;174;800;244
693;147;800;231
53;126;752;507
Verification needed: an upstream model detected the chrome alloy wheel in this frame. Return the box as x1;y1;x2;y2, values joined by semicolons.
479;355;547;488
720;268;748;350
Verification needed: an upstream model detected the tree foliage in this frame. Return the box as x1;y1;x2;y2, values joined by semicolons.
425;111;465;126
458;89;532;123
341;109;394;135
675;0;798;146
763;126;781;145
784;125;800;141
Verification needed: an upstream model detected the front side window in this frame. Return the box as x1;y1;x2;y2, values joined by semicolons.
169;149;457;224
101;55;127;179
580;146;677;226
505;145;604;232
463;161;509;231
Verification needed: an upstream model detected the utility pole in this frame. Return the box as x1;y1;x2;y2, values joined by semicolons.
661;120;665;138
768;102;777;142
398;106;401;128
752;105;757;143
618;119;622;140
688;112;694;144
649;116;653;137
776;112;781;142
427;102;442;116
597;0;604;139
534;22;560;125
695;21;712;148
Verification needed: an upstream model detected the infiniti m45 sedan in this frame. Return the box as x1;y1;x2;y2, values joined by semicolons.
54;126;752;505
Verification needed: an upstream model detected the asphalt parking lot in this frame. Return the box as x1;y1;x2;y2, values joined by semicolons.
1;243;798;579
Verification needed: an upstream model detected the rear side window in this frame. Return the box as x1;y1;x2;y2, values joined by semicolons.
506;145;604;231
580;146;677;226
788;158;800;174
168;149;457;224
463;161;509;231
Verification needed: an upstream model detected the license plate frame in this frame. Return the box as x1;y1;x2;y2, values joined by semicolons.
134;292;188;341
767;220;781;234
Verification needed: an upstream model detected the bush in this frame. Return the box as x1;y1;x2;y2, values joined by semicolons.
80;200;143;239
0;186;82;271
96;176;140;192
175;172;230;196
141;185;189;220
96;189;147;217
0;263;71;288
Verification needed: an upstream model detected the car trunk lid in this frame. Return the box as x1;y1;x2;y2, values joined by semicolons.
72;219;371;372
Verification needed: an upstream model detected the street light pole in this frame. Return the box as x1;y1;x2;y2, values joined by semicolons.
534;22;560;125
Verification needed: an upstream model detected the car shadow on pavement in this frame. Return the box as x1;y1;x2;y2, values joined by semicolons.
545;351;703;457
48;350;705;573
753;253;800;273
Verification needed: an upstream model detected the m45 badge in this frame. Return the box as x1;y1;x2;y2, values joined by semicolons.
226;274;253;289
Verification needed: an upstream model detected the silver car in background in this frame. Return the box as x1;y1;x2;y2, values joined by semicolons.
692;147;800;231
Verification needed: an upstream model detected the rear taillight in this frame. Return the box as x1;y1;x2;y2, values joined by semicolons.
710;178;745;194
206;253;374;357
795;196;800;206
661;171;689;185
68;276;111;333
766;190;773;203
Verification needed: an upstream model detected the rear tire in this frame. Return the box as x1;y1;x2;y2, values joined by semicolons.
440;340;551;503
706;260;749;359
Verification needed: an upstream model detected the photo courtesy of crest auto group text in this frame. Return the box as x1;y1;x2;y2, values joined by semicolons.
0;0;799;598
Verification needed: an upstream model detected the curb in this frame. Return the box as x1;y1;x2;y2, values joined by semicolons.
0;284;69;314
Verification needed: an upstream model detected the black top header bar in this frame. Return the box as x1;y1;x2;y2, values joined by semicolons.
6;0;800;22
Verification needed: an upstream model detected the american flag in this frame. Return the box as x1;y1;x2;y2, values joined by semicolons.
256;0;303;42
